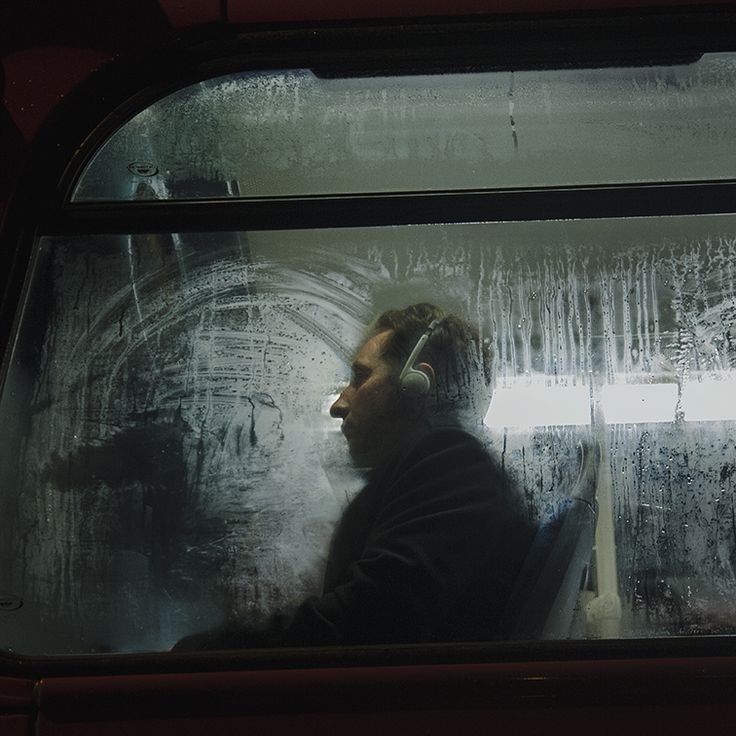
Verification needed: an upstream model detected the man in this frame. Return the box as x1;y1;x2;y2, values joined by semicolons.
176;303;535;648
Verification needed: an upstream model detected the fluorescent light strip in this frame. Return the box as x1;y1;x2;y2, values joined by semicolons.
484;381;590;428
600;383;678;424
681;373;736;422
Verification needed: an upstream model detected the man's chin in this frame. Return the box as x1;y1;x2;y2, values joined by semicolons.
348;442;398;471
348;450;375;470
347;442;379;470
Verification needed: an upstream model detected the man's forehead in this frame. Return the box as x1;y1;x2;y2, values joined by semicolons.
352;329;394;368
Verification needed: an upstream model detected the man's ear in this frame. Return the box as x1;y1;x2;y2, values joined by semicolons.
414;362;436;389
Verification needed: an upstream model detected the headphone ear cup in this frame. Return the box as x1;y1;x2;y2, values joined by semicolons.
400;369;431;397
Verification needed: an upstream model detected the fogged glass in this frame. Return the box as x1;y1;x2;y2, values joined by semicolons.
73;54;736;202
1;217;736;653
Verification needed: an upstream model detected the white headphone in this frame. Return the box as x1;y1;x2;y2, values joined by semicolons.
399;318;442;397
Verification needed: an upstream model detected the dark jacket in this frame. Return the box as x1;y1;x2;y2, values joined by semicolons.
175;427;535;649
287;426;536;645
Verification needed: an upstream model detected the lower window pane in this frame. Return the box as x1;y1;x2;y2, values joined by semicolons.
1;216;735;653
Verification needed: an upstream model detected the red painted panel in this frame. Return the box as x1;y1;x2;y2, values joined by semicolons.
34;703;736;736
227;0;736;24
0;676;34;710
158;0;221;28
0;715;31;736
33;659;736;735
0;677;33;736
1;47;112;143
35;656;736;721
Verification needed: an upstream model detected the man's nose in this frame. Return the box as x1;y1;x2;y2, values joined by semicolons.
330;389;349;418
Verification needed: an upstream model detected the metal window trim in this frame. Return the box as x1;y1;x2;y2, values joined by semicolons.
46;180;736;235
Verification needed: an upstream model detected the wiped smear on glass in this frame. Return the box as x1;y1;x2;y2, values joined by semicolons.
1;216;736;652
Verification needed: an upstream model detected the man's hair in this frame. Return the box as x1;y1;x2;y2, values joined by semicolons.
370;303;492;420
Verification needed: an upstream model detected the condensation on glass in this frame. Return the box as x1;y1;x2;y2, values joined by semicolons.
73;54;736;201
1;218;736;653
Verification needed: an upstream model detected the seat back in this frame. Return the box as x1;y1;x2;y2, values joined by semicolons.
497;441;599;640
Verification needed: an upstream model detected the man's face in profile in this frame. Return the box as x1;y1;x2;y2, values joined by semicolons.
330;330;410;468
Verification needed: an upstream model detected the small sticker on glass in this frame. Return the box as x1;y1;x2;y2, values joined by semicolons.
0;595;23;612
127;162;159;177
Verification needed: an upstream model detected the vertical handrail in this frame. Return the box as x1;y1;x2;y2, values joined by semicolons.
585;407;622;637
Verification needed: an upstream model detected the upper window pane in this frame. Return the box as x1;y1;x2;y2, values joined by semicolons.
72;54;736;202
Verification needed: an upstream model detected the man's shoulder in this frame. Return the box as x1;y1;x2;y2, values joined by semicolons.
375;424;509;494
400;425;493;467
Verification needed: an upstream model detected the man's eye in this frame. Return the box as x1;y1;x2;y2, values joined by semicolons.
352;370;369;387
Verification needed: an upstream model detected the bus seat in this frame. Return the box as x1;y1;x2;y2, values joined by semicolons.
497;441;600;640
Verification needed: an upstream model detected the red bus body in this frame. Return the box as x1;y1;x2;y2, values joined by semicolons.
3;2;736;732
